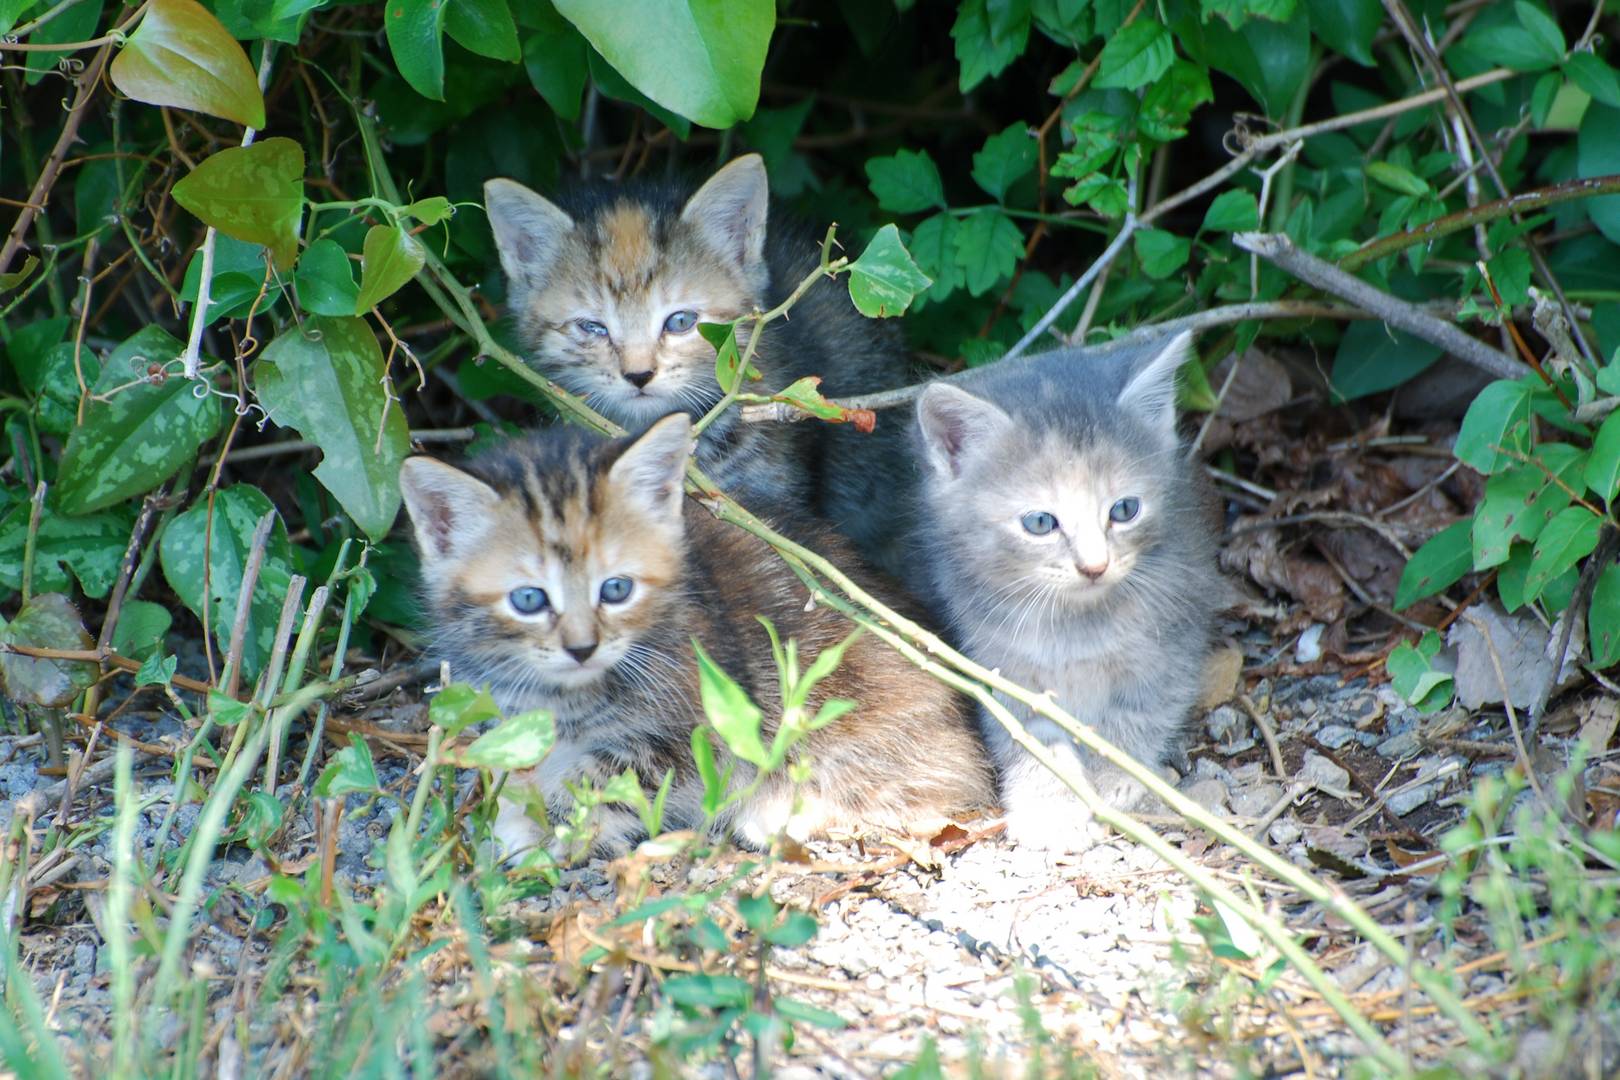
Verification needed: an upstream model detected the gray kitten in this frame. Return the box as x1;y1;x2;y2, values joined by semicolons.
483;155;914;574
912;332;1222;850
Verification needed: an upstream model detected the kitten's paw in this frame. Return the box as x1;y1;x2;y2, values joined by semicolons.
1003;805;1107;853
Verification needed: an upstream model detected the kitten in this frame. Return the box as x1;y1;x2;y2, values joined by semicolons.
912;332;1222;851
398;413;992;856
483;155;914;575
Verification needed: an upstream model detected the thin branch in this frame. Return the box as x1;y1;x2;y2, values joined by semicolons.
1234;231;1525;382
179;44;275;379
1341;174;1620;271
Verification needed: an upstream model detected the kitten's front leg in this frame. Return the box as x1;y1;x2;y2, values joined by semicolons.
491;743;643;861
986;703;1157;853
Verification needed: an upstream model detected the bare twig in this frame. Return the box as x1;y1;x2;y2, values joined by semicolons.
1234;232;1524;381
223;511;278;700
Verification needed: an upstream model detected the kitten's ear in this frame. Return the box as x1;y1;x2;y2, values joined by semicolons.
1116;331;1194;441
484;178;575;290
399;457;501;562
681;155;768;277
916;383;1014;479
607;413;693;519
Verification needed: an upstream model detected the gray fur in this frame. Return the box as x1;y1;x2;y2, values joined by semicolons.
911;332;1224;850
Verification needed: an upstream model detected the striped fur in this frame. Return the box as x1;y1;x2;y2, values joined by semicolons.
484;155;916;576
399;415;992;857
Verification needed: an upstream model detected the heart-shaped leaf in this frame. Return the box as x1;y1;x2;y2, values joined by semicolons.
354;224;425;313
848;223;932;317
171;138;304;270
553;0;773;128
56;326;224;514
158;484;295;678
292;238;359;316
255;317;410;541
110;0;267;128
384;0;448;100
0;594;96;708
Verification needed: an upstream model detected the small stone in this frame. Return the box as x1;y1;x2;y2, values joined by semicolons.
1180;778;1230;815
1386;783;1434;817
1315;724;1357;750
72;942;95;976
1217;736;1257;757
1295;624;1325;663
865;972;888;991
1267;819;1301;845
1229;782;1282;818
1377;729;1422;759
1205;704;1245;743
1299;751;1350;792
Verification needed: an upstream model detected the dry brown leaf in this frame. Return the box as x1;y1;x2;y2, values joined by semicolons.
1198;644;1245;709
1384;839;1442;876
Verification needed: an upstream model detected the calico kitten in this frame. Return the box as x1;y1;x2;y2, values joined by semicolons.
398;414;992;856
912;332;1222;851
483;155;914;574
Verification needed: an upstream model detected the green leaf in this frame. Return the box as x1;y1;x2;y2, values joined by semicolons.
110;0;267;128
1513;1;1565;63
764;911;819;948
1197;10;1310;116
1133;228;1191;279
1580;106;1620;249
158;484;295;678
1590;562;1620;668
1497;542;1533;612
1485;248;1533;309
255;317;411;542
908;213;964;302
1566;52;1620;108
111;600;172;659
953;208;1023;296
354;224;426;313
1366;161;1429;197
179;235;271;324
1454;379;1536;475
520;3;589;119
0;594;96;708
1304;0;1379;66
1201;190;1260;233
0;504;129;599
1587;410;1620;502
24;0;103;86
847;224;932;318
971;125;1037;203
445;0;518;61
384;0;449;100
693;639;767;767
293;239;359;316
1137;59;1214;142
554;0;773;128
1465;13;1564;72
865;149;946;214
219;790;284;848
56;326;224;514
1202;0;1296;28
1471;445;1585;570
1330;323;1443;400
461;709;556;769
171;138;305;270
405;196;453;226
698;321;752;392
1523;507;1602;602
1395;520;1473;609
1094;19;1173;91
952;0;1029;92
135;653;179;687
1386;631;1454;713
429;682;502;735
663;973;750;1010
774;996;847;1029
315;734;380;797
8;317;72;395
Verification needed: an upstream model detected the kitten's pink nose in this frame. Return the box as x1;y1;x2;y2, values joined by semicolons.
565;642;598;664
1076;560;1109;581
623;369;654;389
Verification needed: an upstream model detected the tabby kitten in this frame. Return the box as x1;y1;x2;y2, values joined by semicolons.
912;332;1222;851
483;155;914;574
398;414;992;856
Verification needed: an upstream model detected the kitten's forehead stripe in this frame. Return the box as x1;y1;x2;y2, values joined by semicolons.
594;203;658;293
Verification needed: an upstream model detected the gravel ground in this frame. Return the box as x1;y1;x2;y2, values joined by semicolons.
6;656;1616;1076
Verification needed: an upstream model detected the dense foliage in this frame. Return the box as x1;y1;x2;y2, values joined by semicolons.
4;0;1620;1071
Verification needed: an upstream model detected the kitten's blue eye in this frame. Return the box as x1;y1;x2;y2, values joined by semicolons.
508;586;549;614
663;310;698;334
1110;497;1141;523
1021;511;1058;536
577;319;609;338
599;576;634;604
